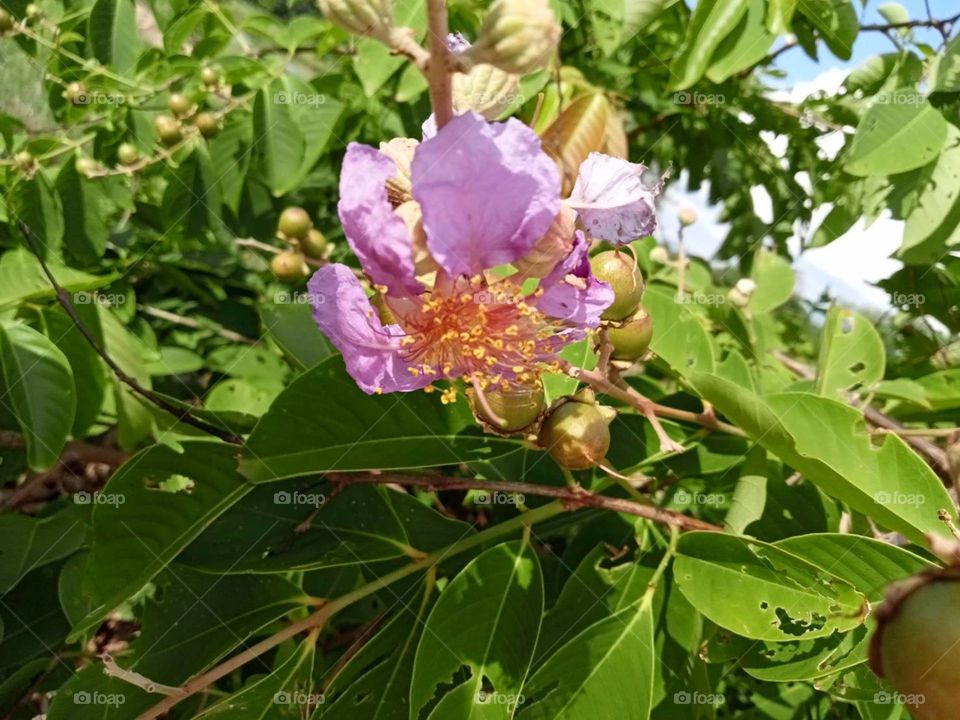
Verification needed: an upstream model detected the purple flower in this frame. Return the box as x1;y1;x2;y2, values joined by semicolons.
308;112;617;398
567;152;662;245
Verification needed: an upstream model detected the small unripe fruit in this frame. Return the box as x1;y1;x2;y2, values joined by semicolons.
649;246;670;265
471;381;545;433
0;9;13;33
317;0;394;41
538;399;612;470
64;82;86;104
168;92;192;117
464;0;561;75
154;115;182;146
871;572;960;719
194;112;219;138
200;67;220;87
278;206;312;240
75;156;99;177
117;143;139;166
299;228;328;259
25;4;43;21
590;250;645;321
728;277;757;308
13;151;34;172
607;308;653;362
271;251;308;281
678;207;698;226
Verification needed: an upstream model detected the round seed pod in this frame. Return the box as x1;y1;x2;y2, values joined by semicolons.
538;397;613;470
590;250;645;321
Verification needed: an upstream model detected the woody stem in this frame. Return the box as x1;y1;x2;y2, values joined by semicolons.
425;0;454;129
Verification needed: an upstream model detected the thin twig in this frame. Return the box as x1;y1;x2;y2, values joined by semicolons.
18;221;244;445
425;0;454;129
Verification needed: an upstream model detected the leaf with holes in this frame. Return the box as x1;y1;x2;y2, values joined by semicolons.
815;306;885;397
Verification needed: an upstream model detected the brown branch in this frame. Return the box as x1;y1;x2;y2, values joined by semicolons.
425;0;454;129
327;472;723;532
18;221;244;445
860;12;960;32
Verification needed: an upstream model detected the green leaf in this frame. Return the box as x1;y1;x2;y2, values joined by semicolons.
542;338;597;404
748;248;795;313
900;125;960;263
56;161;109;264
766;0;798;34
410;540;543;719
180;481;473;573
260;298;334;370
351;0;425;96
844;95;948;177
814;306;885;397
587;0;664;56
707;0;776;83
0;321;76;471
12;172;64;260
239;356;525;481
932;33;960;93
161;146;222;234
674;532;865;641
253;81;306;197
644;285;716;378
73;441;250;637
0;248;110;310
690;373;958;545
877;3;908;26
279;75;345;190
0;512;85;593
797;0;858;60
196;637;316;719
669;0;750;91
87;0;141;73
319;579;433;719
518;592;656;719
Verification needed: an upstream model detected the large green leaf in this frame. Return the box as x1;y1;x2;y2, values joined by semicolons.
797;0;858;60
87;0;141;73
644;285;715;379
350;0;425;96
0;512;86;593
0;248;110;310
11;172;64;260
844;95;948;177
239;356;526;481
932;31;960;93
410;540;543;719
180;481;473;573
669;0;750;91
253;81;306;197
56;161;109;265
814;306;885;397
706;0;776;83
690;373;957;544
48;567;304;719
0;321;76;471
900;124;960;263
73;442;250;637
517;592;656;719
587;0;664;56
674;532;865;641
748;248;795;314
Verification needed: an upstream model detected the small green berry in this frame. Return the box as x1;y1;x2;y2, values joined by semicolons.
607;307;653;362
117;143;140;166
299;228;328;259
271;251;308;282
200;67;220;87
590;250;645;321
13;151;34;172
471;381;545;433
25;4;43;22
194;112;219;138
75;156;99;177
154;115;183;146
168;92;192;117
0;9;13;33
278;206;312;240
538;398;613;470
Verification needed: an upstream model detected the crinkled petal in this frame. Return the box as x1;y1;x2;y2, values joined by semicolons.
412;112;560;277
307;264;430;394
536;231;613;328
568;152;660;245
339;143;421;295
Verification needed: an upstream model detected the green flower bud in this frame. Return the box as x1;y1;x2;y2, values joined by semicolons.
278;206;313;241
464;0;561;75
316;0;394;42
471;381;545;434
607;307;653;362
590;250;645;321
870;570;960;719
25;4;42;22
538;395;614;470
13;151;34;172
271;250;308;282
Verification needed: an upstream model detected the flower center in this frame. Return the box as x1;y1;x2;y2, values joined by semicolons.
397;275;559;393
